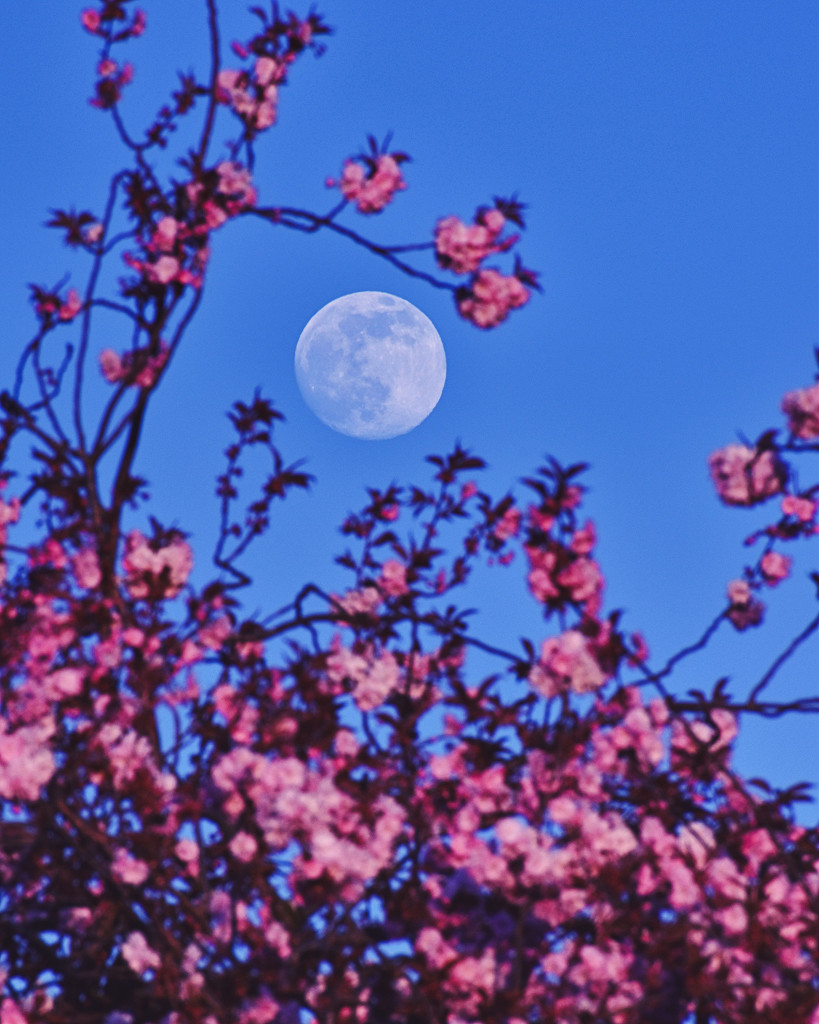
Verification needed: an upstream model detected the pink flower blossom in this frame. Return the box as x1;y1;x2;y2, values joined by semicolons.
229;831;258;862
0;1000;28;1024
90;60;133;109
58;289;82;321
72;547;102;588
707;444;786;506
122;530;193;599
782;494;816;522
526;546;560;603
725;578;764;630
665;858;700;909
216;68;278;132
529;630;607;697
47;667;84;698
782;380;819;438
332;586;382;618
739;828;778;877
337;155;406;213
557;556;603;611
456;268;529;328
80;10;101;33
759;550;791;584
671;707;738;755
379;559;408;596
0;718;56;801
121;931;160;975
145;255;180;285
99;344;169;388
111;848;150;885
84;222;104;244
152;216;180;252
434;208;508;275
570;520;596;555
216;161;257;210
99;349;124;382
353;648;400;711
493;506;521;541
175;838;199;863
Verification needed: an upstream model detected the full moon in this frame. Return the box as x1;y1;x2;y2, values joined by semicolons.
294;291;446;440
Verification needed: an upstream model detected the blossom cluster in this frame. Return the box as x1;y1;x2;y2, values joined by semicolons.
100;341;168;388
121;161;256;296
0;416;816;1024
216;58;282;134
327;138;410;214
435;205;515;275
29;285;83;326
456;266;532;328
81;5;145;108
708;367;819;630
216;9;329;139
121;527;193;599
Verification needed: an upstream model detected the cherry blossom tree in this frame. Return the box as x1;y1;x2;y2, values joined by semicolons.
0;3;817;1023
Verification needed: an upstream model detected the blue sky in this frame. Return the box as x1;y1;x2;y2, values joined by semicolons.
1;2;816;818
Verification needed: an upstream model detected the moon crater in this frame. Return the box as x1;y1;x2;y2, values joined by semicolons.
295;291;446;440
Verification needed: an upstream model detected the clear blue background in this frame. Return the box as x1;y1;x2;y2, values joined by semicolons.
1;2;816;819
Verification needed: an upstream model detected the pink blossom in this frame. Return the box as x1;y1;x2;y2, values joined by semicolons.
708;444;786;506
671;708;738;755
782;380;819;438
781;493;817;522
175;838;199;864
493;506;521;541
0;719;56;801
0;1000;28;1024
47;667;84;698
90;60;133;109
415;927;456;969
80;10;101;33
99;349;125;382
434;208;507;275
332;586;382;618
741;827;778;875
58;289;82;321
529;630;608;697
456;268;529;328
121;931;160;974
216;161;257;209
353;648;400;711
570;520;596;555
379;559;408;596
526;546;560;603
557;555;603;610
254;56;282;87
152;216;180;252
84;222;104;244
111;848;150;885
725;578;764;630
760;550;791;584
264;921;291;958
216;68;278;132
145;255;180;285
122;530;193;599
72;546;102;588
229;831;258;862
664;858;700;909
337;155;406;213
